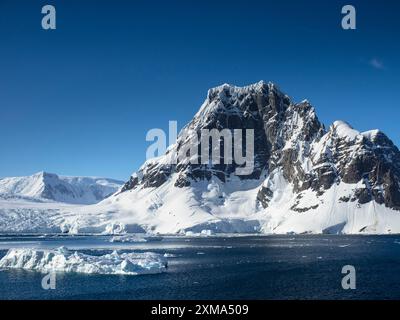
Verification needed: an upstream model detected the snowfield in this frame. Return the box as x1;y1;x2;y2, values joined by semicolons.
0;247;167;275
55;175;400;235
3;173;399;235
0;199;78;234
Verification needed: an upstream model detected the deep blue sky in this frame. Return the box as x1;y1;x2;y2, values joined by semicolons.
0;0;399;180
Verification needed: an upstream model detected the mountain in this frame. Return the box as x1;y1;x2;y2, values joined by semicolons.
2;81;400;235
86;81;400;235
0;172;123;205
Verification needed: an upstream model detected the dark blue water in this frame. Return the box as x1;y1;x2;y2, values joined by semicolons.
0;235;400;300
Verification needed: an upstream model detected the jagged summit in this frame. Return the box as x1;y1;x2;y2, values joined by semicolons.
209;80;275;91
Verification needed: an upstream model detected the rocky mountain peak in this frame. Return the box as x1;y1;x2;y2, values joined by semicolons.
122;81;400;217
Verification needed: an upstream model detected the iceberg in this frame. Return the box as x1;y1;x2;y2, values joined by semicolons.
0;247;167;275
109;234;147;243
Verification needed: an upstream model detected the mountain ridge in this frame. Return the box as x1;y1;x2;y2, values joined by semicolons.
0;171;124;205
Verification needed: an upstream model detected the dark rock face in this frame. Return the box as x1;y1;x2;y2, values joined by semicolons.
122;81;400;212
120;176;138;193
40;172;77;201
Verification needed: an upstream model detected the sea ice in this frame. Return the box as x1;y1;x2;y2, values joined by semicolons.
0;247;167;275
109;234;147;243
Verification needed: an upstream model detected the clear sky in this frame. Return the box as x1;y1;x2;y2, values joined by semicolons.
0;0;399;181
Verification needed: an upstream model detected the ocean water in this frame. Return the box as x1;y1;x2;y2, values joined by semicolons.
0;234;399;300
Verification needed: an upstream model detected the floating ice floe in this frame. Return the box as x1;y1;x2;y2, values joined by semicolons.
109;234;147;243
0;247;167;275
184;229;215;237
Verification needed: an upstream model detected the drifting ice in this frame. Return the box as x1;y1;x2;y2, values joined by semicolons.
109;235;147;243
0;247;167;275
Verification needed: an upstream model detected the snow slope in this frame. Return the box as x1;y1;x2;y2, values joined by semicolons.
67;173;400;235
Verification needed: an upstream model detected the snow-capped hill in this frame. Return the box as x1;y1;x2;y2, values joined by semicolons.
0;172;123;204
0;172;46;199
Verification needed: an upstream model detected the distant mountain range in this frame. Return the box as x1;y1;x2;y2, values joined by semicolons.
0;171;123;204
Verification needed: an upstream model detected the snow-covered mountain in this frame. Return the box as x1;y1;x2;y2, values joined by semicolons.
2;81;400;235
78;81;400;235
0;172;123;204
